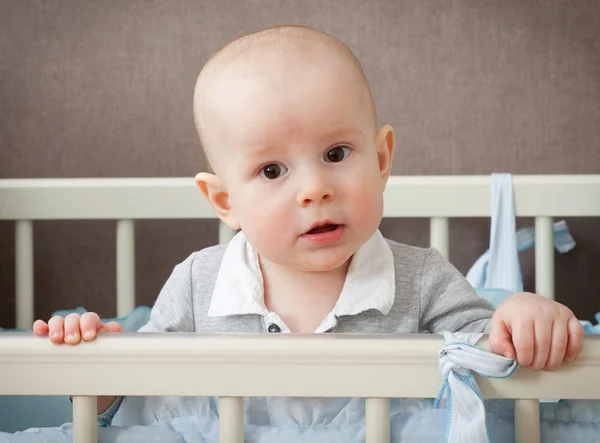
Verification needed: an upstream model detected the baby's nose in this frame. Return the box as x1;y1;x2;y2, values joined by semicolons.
297;179;334;207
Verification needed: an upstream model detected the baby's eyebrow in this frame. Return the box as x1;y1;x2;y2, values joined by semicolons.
236;142;281;164
242;142;278;157
320;126;365;143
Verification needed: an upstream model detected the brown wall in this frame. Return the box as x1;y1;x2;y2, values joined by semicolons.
1;0;599;328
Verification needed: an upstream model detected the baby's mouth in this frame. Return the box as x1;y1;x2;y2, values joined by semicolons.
305;223;340;235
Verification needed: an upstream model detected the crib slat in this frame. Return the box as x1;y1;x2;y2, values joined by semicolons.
219;396;244;443
366;397;390;443
535;216;554;300
430;217;450;260
73;395;98;443
218;221;237;244
514;399;540;443
116;219;135;317
15;220;34;330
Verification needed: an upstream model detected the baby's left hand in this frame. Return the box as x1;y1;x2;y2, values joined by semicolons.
489;292;584;371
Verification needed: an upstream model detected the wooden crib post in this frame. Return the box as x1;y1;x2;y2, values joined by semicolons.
366;397;390;443
429;217;450;260
15;220;34;330
218;221;237;244
116;219;135;317
535;216;554;300
72;395;98;443
514;399;540;443
219;396;244;443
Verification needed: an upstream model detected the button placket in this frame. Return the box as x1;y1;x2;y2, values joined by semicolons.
267;323;281;333
263;312;289;333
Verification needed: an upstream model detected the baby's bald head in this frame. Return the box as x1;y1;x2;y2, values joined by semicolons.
193;26;377;172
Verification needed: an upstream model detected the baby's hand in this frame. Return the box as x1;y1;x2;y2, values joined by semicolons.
489;292;584;371
33;312;123;344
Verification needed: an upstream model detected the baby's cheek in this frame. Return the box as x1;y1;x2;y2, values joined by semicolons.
349;188;382;229
240;203;291;255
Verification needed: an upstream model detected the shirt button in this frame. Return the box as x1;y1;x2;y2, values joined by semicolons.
268;324;281;333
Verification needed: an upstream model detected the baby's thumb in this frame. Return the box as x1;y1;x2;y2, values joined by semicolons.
101;321;124;333
489;315;515;359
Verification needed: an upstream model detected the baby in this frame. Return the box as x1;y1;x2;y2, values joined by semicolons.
34;26;583;424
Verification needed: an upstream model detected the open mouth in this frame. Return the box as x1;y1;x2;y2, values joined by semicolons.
306;223;340;235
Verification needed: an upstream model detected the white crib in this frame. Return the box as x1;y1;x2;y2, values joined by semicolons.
1;175;600;443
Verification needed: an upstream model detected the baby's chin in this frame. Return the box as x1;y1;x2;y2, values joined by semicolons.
255;240;361;273
291;249;355;273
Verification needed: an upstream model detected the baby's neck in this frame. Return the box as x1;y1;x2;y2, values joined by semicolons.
259;258;350;333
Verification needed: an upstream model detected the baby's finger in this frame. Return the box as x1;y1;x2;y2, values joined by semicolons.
47;316;65;343
489;316;515;359
564;316;584;362
545;321;568;371
531;321;552;370
512;320;535;367
64;313;82;344
33;320;49;336
80;312;102;341
102;321;124;333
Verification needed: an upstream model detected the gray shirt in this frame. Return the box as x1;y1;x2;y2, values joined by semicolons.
138;238;493;335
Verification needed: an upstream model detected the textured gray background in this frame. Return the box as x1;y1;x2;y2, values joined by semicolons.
1;0;599;327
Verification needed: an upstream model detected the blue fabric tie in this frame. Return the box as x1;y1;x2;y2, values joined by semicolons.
436;332;518;443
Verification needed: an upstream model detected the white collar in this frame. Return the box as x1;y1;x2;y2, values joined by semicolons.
207;230;395;329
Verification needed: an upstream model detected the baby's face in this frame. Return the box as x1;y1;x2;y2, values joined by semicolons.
205;58;390;272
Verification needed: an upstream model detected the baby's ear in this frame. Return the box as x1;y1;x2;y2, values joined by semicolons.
195;172;240;230
375;125;395;182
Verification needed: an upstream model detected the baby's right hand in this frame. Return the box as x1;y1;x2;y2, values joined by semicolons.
33;312;123;344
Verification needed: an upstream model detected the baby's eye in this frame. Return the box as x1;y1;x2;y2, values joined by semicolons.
259;163;288;180
325;146;351;163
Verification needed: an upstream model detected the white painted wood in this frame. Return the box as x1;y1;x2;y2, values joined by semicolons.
535;217;555;300
366;398;390;443
15;220;34;330
218;221;237;244
116;220;135;316
0;178;213;220
219;396;244;443
73;395;98;443
514;399;540;443
430;217;450;260
1;334;599;400
1;175;599;220
383;175;600;217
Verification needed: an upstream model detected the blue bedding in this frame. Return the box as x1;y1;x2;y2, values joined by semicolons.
1;399;600;443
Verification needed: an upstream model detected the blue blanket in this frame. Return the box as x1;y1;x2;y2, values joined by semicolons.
3;399;600;443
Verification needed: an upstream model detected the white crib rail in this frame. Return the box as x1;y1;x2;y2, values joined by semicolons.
2;175;600;327
1;333;599;443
